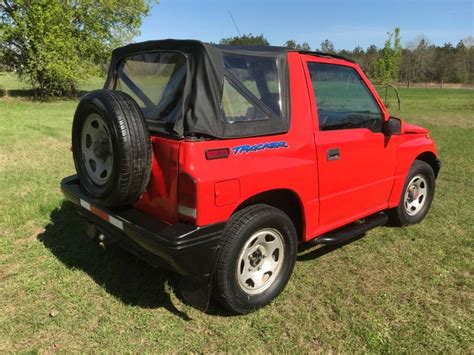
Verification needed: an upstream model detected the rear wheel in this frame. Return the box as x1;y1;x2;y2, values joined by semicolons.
389;160;436;226
214;204;297;314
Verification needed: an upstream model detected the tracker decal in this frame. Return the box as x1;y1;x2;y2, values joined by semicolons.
232;141;289;155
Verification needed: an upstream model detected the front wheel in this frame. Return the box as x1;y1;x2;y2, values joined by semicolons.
389;160;436;226
213;204;298;314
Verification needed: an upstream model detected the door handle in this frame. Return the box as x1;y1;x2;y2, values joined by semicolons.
327;148;340;161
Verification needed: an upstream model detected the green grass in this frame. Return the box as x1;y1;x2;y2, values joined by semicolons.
0;71;105;95
1;74;473;352
0;72;31;91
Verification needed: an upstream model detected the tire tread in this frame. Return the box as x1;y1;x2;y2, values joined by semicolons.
214;204;297;314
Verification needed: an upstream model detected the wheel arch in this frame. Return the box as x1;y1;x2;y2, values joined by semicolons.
415;151;440;178
233;189;305;241
388;148;440;208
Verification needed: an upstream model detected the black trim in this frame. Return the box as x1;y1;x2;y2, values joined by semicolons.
60;175;225;310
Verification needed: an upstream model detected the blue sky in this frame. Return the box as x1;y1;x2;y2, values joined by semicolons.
137;0;473;50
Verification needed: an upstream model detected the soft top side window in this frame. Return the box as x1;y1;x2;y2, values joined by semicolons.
221;54;282;123
307;63;383;133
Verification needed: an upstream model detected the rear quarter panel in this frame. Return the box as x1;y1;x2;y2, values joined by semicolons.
134;136;180;224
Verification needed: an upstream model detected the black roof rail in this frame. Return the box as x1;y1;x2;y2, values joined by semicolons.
299;51;356;63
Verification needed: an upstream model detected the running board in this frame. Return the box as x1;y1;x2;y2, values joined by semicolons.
313;212;388;245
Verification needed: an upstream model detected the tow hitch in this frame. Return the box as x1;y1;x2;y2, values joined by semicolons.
85;222;119;249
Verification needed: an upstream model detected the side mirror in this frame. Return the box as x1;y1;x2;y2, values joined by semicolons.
385;117;402;136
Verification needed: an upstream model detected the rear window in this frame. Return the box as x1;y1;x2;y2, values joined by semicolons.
114;51;187;124
222;54;282;123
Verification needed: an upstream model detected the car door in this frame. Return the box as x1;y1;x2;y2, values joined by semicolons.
303;57;397;232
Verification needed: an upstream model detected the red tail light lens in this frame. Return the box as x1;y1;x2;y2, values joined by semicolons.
177;173;196;224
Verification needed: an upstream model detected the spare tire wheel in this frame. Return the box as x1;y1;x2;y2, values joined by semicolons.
72;90;152;208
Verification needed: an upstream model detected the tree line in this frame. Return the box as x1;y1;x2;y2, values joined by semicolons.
341;37;474;86
221;32;474;86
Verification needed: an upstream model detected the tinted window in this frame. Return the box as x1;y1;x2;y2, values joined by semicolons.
223;54;281;117
307;63;382;132
115;51;187;124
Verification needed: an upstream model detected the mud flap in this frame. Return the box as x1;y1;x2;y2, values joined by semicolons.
178;241;222;311
179;275;213;311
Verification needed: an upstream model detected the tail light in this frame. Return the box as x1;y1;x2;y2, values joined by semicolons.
177;172;197;224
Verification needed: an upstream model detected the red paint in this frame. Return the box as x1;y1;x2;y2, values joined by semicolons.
215;180;240;207
133;52;439;241
402;122;429;134
134;136;180;225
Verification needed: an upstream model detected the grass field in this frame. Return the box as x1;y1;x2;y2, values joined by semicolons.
0;72;105;95
0;74;473;352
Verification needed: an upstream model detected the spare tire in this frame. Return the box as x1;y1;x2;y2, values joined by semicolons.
72;90;152;208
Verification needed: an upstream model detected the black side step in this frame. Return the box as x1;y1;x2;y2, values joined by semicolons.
313;212;388;245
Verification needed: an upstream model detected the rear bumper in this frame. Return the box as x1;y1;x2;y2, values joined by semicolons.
60;175;225;310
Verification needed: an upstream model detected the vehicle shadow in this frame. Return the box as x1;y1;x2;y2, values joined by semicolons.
37;201;192;320
39;201;373;318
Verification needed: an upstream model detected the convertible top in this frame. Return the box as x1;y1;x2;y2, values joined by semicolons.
103;39;291;138
104;39;350;138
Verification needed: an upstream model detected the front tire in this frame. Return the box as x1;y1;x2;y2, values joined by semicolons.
214;204;298;314
389;160;436;226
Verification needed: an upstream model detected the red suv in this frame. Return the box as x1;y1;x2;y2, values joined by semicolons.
61;40;440;314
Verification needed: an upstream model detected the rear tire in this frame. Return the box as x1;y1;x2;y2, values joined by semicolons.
388;160;435;226
213;204;297;314
72;90;152;208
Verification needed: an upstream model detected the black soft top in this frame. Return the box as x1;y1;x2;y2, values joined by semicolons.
104;39;350;139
